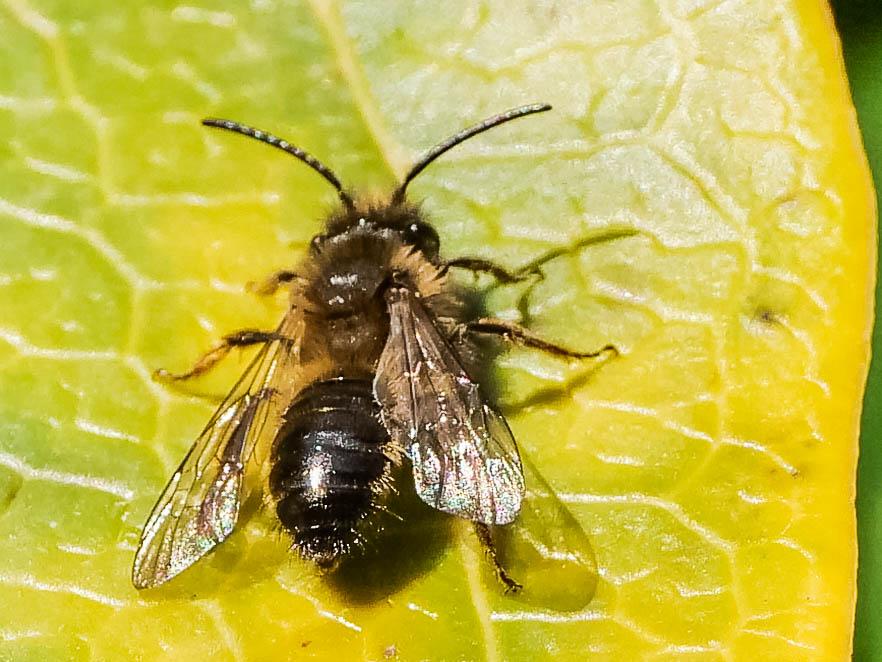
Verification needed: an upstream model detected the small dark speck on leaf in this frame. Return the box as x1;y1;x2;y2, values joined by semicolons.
754;307;780;326
384;644;397;658
0;472;23;517
301;640;311;648
780;463;800;478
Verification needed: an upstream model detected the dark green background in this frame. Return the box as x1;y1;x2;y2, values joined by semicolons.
832;1;882;660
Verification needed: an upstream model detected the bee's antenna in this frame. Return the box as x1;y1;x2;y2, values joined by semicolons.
391;103;552;205
202;118;356;211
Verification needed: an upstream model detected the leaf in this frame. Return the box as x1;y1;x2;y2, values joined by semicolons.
0;0;873;659
832;1;882;658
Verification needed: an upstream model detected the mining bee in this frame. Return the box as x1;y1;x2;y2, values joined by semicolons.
132;104;614;600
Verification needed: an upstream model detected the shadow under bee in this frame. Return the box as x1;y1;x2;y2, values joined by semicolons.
325;463;453;605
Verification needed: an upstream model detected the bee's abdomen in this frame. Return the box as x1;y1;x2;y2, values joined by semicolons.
269;378;390;565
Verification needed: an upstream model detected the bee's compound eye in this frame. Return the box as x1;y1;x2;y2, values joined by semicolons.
310;234;326;254
403;222;440;257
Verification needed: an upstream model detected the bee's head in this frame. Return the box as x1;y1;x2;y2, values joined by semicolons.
316;201;441;259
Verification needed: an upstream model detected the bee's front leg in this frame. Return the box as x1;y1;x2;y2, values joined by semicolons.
442;257;538;284
247;270;299;296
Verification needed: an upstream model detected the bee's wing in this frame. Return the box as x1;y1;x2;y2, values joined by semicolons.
497;453;598;609
132;316;304;589
374;286;524;525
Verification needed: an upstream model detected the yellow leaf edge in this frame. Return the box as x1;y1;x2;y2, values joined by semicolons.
811;0;878;654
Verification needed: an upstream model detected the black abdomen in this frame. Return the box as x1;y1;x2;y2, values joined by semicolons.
269;378;390;565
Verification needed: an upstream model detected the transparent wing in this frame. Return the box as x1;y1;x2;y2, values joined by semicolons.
494;453;598;610
132;315;303;589
374;286;524;525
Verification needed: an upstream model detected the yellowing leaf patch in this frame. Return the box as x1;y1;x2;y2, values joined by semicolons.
0;0;873;660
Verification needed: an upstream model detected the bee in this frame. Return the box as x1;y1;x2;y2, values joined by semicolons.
132;104;614;596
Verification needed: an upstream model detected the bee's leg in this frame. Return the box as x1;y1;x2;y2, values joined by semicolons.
474;522;522;593
443;258;537;284
247;270;298;296
462;318;618;360
447;230;641;284
154;329;278;382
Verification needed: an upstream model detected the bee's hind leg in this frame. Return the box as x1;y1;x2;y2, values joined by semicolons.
474;522;522;594
460;318;618;361
154;329;278;382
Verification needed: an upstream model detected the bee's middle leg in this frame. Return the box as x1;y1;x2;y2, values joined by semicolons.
459;318;618;360
154;329;277;382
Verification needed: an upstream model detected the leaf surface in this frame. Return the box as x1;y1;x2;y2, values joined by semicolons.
0;0;874;660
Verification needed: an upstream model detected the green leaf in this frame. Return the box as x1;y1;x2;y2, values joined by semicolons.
0;0;873;659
